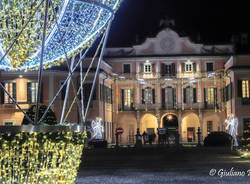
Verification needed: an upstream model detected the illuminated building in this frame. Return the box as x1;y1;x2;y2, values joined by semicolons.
1;28;250;145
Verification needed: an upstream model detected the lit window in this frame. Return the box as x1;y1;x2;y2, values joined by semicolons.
144;62;152;73
27;82;38;103
207;88;215;104
184;86;196;104
4;82;16;104
123;89;133;109
242;80;250;98
143;87;154;104
184;60;193;72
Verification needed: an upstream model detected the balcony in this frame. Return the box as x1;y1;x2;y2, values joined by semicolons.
242;98;250;105
118;104;135;111
134;103;160;111
136;72;159;80
161;103;176;110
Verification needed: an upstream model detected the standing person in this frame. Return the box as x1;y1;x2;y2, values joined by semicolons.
135;128;142;147
142;131;148;145
152;131;156;144
157;128;161;144
148;133;153;145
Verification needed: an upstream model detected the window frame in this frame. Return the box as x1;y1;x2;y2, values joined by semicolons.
3;81;16;104
206;62;214;72
144;62;152;74
122;88;134;110
143;87;154;104
207;88;215;104
27;81;38;104
242;80;250;98
184;60;193;72
123;63;131;74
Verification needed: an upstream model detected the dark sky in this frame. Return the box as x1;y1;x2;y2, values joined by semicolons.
107;0;250;47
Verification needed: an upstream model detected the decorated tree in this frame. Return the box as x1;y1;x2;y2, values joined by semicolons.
22;105;58;125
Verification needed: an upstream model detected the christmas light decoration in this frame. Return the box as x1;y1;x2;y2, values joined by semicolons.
0;0;121;70
0;125;86;184
90;118;104;139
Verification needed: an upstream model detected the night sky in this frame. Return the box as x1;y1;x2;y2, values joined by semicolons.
107;0;250;48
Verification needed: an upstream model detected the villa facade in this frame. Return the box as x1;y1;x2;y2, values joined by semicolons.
1;28;250;145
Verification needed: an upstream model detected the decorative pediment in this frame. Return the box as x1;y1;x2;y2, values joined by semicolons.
105;28;233;57
134;29;202;55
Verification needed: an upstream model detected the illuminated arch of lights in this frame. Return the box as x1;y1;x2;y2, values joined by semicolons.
0;0;121;70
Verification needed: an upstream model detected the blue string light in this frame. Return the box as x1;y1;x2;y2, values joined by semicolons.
0;0;121;71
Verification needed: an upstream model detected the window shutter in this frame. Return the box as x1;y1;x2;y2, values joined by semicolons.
152;89;155;104
238;80;242;97
221;88;224;102
161;64;165;76
152;64;156;73
61;82;66;101
121;89;124;110
161;88;165;108
173;88;176;107
140;63;144;73
193;63;197;72
181;63;185;72
214;88;217;105
222;88;226;102
171;63;176;76
0;82;4;104
12;82;16;102
183;88;186;103
27;82;31;103
142;89;145;104
204;88;207;107
111;88;113;104
193;88;197;103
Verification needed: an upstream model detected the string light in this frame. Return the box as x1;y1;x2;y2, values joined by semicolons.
0;0;121;70
0;130;86;184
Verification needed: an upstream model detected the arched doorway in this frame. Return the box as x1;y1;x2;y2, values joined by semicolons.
141;114;158;134
162;114;178;130
161;114;179;144
181;113;200;143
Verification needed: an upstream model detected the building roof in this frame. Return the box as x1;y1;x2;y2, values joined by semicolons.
105;28;234;57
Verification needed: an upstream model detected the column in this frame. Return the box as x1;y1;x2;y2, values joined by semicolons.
136;110;141;132
199;111;204;142
178;111;182;143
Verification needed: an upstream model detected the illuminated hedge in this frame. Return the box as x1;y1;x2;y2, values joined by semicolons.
0;129;86;184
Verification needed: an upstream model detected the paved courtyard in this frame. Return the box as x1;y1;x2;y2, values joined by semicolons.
77;147;250;184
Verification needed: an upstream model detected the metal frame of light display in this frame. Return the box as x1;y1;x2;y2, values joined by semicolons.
0;0;122;183
0;0;121;70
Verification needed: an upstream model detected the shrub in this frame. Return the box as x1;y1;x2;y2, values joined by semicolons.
204;132;232;147
88;139;107;148
22;105;58;125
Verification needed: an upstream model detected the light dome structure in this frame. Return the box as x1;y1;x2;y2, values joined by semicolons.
0;0;121;70
0;0;122;183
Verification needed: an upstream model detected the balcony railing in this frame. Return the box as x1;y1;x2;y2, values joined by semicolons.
242;98;250;105
118;104;135;111
117;102;222;112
